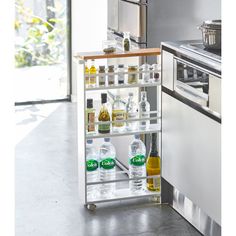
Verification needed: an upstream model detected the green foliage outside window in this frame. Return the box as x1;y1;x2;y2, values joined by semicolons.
15;0;67;67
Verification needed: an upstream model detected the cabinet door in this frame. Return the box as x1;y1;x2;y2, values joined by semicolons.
162;92;221;225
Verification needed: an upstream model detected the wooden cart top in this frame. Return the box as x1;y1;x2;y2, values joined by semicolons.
74;48;161;60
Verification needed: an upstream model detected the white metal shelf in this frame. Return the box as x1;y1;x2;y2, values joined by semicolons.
86;123;161;139
87;188;161;204
86;80;161;91
87;170;160;185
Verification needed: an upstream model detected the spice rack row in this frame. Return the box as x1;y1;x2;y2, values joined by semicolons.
74;48;162;209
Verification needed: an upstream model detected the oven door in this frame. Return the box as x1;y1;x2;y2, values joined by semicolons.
174;57;221;118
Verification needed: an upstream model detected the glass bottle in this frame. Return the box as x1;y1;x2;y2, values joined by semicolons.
117;64;125;85
126;92;138;131
123;32;131;51
98;93;111;134
108;65;115;86
89;59;97;87
112;94;126;132
98;65;106;87
86;98;95;134
146;133;161;192
85;61;89;87
139;91;150;130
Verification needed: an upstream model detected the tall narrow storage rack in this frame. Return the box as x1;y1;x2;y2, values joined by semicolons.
74;48;161;209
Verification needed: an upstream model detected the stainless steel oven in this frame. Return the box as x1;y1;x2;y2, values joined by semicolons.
174;57;221;119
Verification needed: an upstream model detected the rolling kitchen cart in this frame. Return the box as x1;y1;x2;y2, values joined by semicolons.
74;48;161;210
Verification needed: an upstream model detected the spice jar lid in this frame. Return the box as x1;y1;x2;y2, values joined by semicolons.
128;65;138;69
118;64;124;68
108;65;114;69
99;65;105;70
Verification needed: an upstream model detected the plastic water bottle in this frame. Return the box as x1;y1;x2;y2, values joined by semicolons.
129;135;146;193
99;138;116;197
86;139;99;199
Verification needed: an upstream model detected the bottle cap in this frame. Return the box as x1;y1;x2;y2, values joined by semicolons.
101;93;107;103
118;64;124;68
87;99;93;108
87;139;93;144
104;138;110;142
134;134;140;139
141;91;147;97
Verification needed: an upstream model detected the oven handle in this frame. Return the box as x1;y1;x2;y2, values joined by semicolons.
173;56;220;78
175;83;208;102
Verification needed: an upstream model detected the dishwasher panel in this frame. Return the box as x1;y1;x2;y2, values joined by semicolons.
162;92;221;225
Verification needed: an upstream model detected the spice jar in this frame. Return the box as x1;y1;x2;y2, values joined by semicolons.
108;65;115;86
128;65;138;84
152;64;160;82
140;63;151;83
116;64;125;85
98;65;106;86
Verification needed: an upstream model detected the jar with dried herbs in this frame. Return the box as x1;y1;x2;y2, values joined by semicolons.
128;65;138;84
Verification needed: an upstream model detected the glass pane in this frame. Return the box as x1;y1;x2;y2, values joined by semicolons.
15;0;69;102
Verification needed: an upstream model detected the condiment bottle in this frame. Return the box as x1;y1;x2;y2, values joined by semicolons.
86;98;95;134
89;59;97;87
146;133;161;191
112;94;126;132
85;61;89;87
123;32;131;51
98;93;111;134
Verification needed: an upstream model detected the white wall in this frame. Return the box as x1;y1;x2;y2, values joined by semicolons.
71;0;107;101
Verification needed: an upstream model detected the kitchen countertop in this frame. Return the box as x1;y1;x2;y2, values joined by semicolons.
161;40;221;73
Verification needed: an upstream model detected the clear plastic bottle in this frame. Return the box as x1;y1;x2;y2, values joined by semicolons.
129;135;146;193
139;91;150;130
112;95;126;132
86;139;99;199
99;138;116;197
126;92;138;131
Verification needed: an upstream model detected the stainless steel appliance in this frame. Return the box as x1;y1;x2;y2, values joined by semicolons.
161;40;221;236
108;0;221;167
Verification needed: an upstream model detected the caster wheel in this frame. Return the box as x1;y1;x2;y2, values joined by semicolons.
86;204;96;211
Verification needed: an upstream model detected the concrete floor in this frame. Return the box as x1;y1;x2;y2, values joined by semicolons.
15;102;202;236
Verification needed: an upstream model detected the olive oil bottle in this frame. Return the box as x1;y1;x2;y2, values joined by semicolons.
98;93;111;134
89;59;97;87
146;133;161;191
85;61;89;86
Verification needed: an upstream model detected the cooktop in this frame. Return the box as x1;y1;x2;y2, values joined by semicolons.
180;42;221;63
